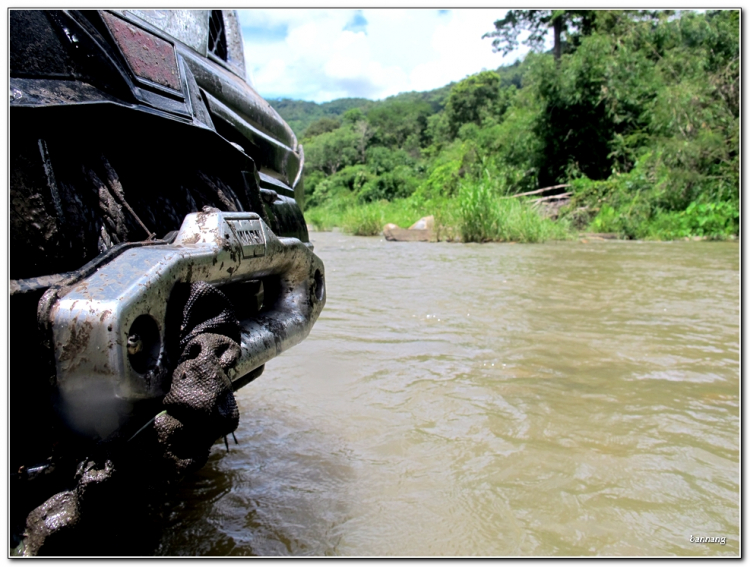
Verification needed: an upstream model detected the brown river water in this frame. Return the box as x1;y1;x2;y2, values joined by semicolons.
155;232;739;556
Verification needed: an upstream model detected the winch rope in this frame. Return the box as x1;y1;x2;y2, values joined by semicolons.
21;281;243;556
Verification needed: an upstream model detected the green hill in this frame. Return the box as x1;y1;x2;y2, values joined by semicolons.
268;98;374;138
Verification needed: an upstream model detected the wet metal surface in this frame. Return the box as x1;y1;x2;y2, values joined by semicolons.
123;9;210;56
50;211;324;438
102;12;182;92
156;233;739;556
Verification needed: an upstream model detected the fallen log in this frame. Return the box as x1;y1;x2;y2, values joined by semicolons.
579;232;619;240
501;184;571;199
530;192;572;204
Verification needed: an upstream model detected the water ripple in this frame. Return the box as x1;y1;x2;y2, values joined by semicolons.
157;234;739;556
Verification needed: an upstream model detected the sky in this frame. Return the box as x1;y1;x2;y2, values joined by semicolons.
238;9;533;103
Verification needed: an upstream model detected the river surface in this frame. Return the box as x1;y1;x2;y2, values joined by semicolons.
155;232;739;556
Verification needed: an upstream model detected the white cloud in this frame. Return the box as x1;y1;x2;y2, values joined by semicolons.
239;9;527;103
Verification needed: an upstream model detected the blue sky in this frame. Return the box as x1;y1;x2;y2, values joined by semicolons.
237;9;531;103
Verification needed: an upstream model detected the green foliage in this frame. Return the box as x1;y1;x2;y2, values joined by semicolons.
358;165;418;203
585;198;739;241
456;177;498;242
444;71;508;136
304;126;361;175
303;170;326;199
457;174;569;243
340;203;386;236
365;146;415;175
268;97;373;135
417;159;463;200
496;60;525;89
342;108;365;124
531;35;618;185
483;10;599;59
568;155;739;240
306;165;369;208
648;201;739;240
470;91;542;194
279;10;738;242
305;207;339;232
302;116;341;139
367;100;432;149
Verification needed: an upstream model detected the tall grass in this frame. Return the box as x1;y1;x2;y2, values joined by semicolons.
340;203;385;236
307;198;437;235
456;180;499;242
306;181;571;243
457;179;570;243
305;207;340;231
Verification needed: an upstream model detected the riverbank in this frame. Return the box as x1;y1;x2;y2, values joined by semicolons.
304;190;739;244
305;192;570;244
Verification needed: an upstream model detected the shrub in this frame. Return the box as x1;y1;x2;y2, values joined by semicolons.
341;203;386;236
457;178;570;243
358;165;418;203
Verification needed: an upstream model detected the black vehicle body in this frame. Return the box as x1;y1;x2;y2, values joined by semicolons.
10;10;319;547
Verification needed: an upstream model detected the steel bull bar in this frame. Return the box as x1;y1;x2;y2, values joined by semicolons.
49;211;325;439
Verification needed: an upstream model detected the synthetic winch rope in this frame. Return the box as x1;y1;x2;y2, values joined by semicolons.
21;282;243;556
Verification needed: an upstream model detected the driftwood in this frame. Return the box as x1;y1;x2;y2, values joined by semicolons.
501;184;571;199
530;192;572;205
579;233;619;240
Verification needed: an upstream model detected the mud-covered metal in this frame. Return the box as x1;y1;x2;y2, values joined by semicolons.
10;10;320;548
121;9;210;56
49;211;325;438
101;11;181;91
9;9;301;189
220;10;247;79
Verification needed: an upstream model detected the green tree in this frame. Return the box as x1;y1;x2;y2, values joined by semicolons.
367;100;432;149
291;10;737;241
444;71;513;138
342;108;365;124
483;10;597;61
302;116;341;139
305;126;360;175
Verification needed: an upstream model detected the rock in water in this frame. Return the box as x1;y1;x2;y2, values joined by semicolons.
408;215;434;231
383;216;435;242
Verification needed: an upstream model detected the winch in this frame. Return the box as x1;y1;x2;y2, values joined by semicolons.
48;210;325;439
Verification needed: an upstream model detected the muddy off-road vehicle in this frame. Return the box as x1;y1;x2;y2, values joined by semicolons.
10;10;325;554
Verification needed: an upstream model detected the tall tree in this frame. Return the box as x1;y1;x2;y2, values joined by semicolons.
302;116;341;139
366;100;432;149
483;10;596;61
444;71;512;137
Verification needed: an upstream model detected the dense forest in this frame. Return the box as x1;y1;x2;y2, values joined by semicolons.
270;10;739;242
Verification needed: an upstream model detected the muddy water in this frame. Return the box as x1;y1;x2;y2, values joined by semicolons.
156;232;739;556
